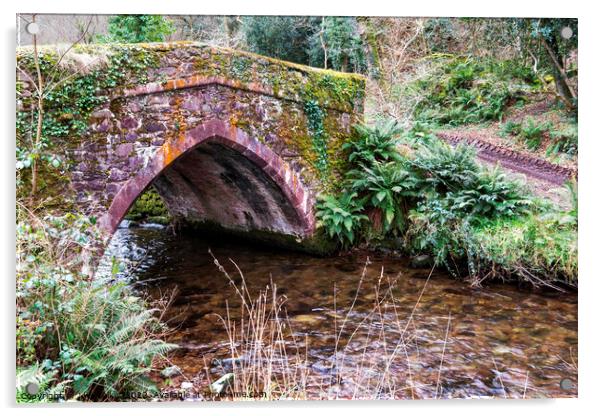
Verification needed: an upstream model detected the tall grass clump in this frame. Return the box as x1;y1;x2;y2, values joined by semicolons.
209;253;452;400
16;205;176;402
208;251;309;399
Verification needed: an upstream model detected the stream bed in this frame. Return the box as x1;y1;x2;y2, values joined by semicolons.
104;225;578;400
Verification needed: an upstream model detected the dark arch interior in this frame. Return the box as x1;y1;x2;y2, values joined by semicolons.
148;141;307;237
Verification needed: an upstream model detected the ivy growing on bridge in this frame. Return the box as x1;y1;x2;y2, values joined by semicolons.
303;99;330;178
16;46;160;194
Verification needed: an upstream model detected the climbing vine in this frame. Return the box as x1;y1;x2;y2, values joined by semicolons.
16;46;160;195
303;99;330;178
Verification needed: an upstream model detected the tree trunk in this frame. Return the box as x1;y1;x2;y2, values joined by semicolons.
541;35;576;110
31;14;44;196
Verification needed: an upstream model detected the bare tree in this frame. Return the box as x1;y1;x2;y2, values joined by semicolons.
17;14;96;197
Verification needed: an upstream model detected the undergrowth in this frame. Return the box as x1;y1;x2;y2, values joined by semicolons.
410;56;541;126
16;206;176;402
315;120;577;287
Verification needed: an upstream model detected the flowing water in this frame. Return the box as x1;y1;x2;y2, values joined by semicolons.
105;225;578;400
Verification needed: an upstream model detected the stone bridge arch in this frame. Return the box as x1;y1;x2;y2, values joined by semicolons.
103;119;313;237
17;42;365;249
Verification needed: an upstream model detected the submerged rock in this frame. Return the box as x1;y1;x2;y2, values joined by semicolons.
161;365;182;378
410;254;433;269
213;356;246;371
210;373;234;394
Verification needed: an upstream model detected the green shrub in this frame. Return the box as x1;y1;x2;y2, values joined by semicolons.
347;161;419;234
500;118;577;156
466;166;533;218
411;140;480;193
318;123;576;287
407;199;477;278
342;119;404;166
407;194;576;286
500;120;521;137
404;141;535;279
473;213;577;284
97;15;175;43
16;211;176;401
242;16;320;65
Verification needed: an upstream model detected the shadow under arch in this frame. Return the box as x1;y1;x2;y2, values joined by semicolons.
100;119;314;238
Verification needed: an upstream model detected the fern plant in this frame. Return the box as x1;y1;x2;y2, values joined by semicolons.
315;192;368;247
59;281;177;399
520;117;550;150
452;166;532;219
343;119;403;166
347;161;420;234
500;120;521;137
547;124;578;155
411;140;479;193
16;212;176;401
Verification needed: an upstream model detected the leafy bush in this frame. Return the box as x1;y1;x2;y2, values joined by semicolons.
500;117;577;156
308;17;366;73
407;199;477;278
411;140;480;193
347;161;419;234
500;120;521;137
98;15;175;43
473;213;577;285
16;210;175;401
242;16;320;65
466;167;533;218
318;122;575;287
340;120;420;235
408;204;577;285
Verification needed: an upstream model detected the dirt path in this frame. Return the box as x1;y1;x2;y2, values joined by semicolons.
436;131;577;209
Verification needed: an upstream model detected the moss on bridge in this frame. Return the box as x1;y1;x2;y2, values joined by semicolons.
17;42;366;244
17;42;365;195
17;41;364;113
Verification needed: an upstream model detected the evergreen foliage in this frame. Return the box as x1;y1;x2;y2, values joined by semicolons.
99;15;175;43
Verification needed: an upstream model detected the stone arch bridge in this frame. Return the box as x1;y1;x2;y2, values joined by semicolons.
17;42;365;249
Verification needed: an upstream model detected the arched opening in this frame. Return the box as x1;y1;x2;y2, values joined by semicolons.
152;141;307;235
101;120;314;241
